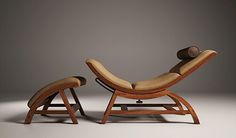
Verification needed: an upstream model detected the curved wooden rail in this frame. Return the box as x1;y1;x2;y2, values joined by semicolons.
167;92;200;124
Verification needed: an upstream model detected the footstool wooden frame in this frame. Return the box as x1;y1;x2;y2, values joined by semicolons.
25;76;86;124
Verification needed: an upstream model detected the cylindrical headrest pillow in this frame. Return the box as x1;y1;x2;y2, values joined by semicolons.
177;46;200;59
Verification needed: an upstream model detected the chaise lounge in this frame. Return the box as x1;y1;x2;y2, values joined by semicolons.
86;47;217;124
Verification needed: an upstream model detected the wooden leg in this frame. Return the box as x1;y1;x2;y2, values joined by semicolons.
70;88;85;116
168;92;200;124
24;107;37;124
59;89;78;124
42;93;58;116
101;92;117;124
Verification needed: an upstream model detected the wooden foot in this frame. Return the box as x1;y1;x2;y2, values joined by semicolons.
24;108;36;124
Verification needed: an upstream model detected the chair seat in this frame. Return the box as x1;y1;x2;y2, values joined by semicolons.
132;73;181;91
86;50;216;93
27;76;86;107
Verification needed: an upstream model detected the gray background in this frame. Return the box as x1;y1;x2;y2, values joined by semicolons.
0;0;235;102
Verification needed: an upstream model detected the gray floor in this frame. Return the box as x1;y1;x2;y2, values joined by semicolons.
0;94;235;138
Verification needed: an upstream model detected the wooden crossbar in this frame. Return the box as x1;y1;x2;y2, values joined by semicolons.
35;110;68;114
49;104;76;107
110;110;189;115
113;103;178;107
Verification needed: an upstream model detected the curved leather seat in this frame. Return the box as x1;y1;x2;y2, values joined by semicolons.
86;50;217;92
132;72;180;91
28;76;86;107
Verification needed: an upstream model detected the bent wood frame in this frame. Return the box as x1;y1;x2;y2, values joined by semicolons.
25;88;85;124
101;90;199;124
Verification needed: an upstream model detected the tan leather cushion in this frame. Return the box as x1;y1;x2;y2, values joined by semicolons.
28;76;86;107
170;50;217;75
132;73;180;91
86;59;133;90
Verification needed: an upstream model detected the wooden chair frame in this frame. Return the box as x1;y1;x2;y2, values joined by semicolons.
101;89;199;124
25;88;85;124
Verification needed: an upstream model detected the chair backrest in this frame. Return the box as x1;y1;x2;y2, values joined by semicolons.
86;59;133;91
169;50;217;76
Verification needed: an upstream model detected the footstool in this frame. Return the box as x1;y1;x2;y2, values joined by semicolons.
25;76;86;124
